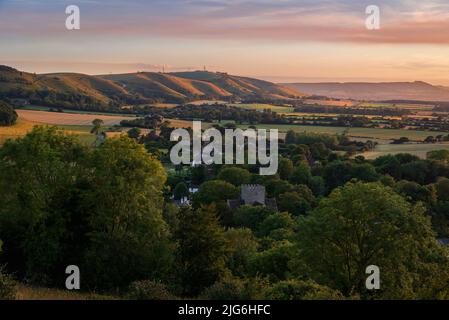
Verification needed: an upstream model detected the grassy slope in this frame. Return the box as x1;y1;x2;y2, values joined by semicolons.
171;71;304;99
15;284;117;300
2;66;304;105
0;67;126;105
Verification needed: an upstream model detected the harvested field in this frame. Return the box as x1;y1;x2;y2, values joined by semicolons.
16;109;131;126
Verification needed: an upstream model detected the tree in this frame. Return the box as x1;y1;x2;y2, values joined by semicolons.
127;127;142;140
0;101;18;126
296;181;449;299
0;128;174;290
278;191;312;216
175;205;228;296
90;118;104;135
217;167;252;186
257;212;295;241
193;180;239;207
427;150;449;164
249;240;298;282
224;228;258;276
82;136;174;289
0;127;88;283
233;205;276;230
290;161;311;185
173;182;189;200
435;178;449;202
278;158;294;180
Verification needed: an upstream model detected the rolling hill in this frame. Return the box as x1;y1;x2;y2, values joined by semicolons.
0;66;304;111
101;71;303;102
281;81;449;102
0;66;128;107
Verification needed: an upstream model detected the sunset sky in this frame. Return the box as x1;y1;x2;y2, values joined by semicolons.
1;0;449;84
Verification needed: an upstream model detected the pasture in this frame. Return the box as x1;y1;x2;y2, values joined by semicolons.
228;103;295;113
360;143;449;160
238;124;447;141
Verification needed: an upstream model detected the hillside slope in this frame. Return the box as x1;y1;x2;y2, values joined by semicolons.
102;71;304;101
0;66;304;109
171;71;302;100
0;66;128;109
281;81;449;101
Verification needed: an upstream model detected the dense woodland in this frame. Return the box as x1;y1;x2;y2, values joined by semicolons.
1;124;449;300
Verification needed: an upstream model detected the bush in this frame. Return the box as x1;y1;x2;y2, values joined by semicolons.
0;266;16;300
200;276;268;300
126;280;176;300
266;279;344;300
0;101;18;126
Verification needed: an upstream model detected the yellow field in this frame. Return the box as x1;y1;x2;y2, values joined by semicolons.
0;118;94;145
0;119;38;144
16;109;130;126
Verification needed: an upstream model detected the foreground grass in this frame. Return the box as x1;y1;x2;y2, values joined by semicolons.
15;284;118;300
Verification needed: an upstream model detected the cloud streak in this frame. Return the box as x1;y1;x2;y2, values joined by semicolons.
1;0;449;44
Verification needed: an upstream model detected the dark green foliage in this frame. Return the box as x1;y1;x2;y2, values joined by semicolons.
200;276;268;300
266;279;344;300
217;167;252;186
224;228;258;276
173;182;189;200
233;205;276;230
175;205;228;296
127;127;142;140
0;100;17;126
126;280;176;300
296;181;449;299
0;128;173;290
0;265;16;300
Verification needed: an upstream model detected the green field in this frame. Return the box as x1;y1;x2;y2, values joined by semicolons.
237;124;447;141
357;102;434;110
360;143;449;160
228;103;294;113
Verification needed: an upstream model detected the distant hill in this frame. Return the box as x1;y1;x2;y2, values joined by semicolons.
0;66;129;110
281;81;449;102
101;71;303;102
0;66;303;110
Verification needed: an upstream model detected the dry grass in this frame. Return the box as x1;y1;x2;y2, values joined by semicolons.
0;119;38;144
17;109;131;126
15;284;117;300
0;118;95;145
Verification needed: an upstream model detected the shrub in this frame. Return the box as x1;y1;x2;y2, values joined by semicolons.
126;280;176;300
200;276;268;300
0;266;16;300
0;101;18;126
266;279;344;300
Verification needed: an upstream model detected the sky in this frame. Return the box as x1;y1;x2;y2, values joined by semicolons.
1;0;449;84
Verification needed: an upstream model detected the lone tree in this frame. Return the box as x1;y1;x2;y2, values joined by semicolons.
91;118;104;135
296;181;449;299
0;101;18;126
127;127;142;140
